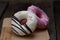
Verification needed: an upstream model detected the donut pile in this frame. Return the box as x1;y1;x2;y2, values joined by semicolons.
11;5;49;36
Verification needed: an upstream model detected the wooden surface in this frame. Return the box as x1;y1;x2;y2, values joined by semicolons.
0;18;49;40
53;1;60;40
0;2;8;19
0;2;8;33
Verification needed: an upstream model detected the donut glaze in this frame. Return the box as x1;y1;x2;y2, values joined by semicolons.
27;5;49;29
11;11;37;36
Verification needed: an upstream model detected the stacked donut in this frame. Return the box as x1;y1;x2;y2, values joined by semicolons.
11;5;49;36
27;5;49;29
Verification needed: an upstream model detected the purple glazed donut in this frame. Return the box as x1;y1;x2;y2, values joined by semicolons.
27;5;49;29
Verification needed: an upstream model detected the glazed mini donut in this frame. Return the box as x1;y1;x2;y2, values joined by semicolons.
11;11;37;36
27;5;49;29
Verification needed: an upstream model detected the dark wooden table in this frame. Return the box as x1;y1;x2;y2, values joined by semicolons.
0;1;57;40
53;1;60;40
0;2;8;34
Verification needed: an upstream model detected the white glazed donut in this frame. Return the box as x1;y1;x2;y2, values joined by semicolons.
11;11;37;36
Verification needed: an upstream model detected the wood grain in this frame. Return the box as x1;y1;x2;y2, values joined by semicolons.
0;18;49;40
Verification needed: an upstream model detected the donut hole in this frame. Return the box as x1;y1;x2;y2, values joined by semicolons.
36;12;41;18
20;19;27;25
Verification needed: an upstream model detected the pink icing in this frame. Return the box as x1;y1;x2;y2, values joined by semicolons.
27;5;49;29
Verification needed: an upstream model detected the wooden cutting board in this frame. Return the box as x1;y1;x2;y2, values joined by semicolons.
0;18;50;40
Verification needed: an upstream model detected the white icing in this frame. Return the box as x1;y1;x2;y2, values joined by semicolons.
11;11;37;36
